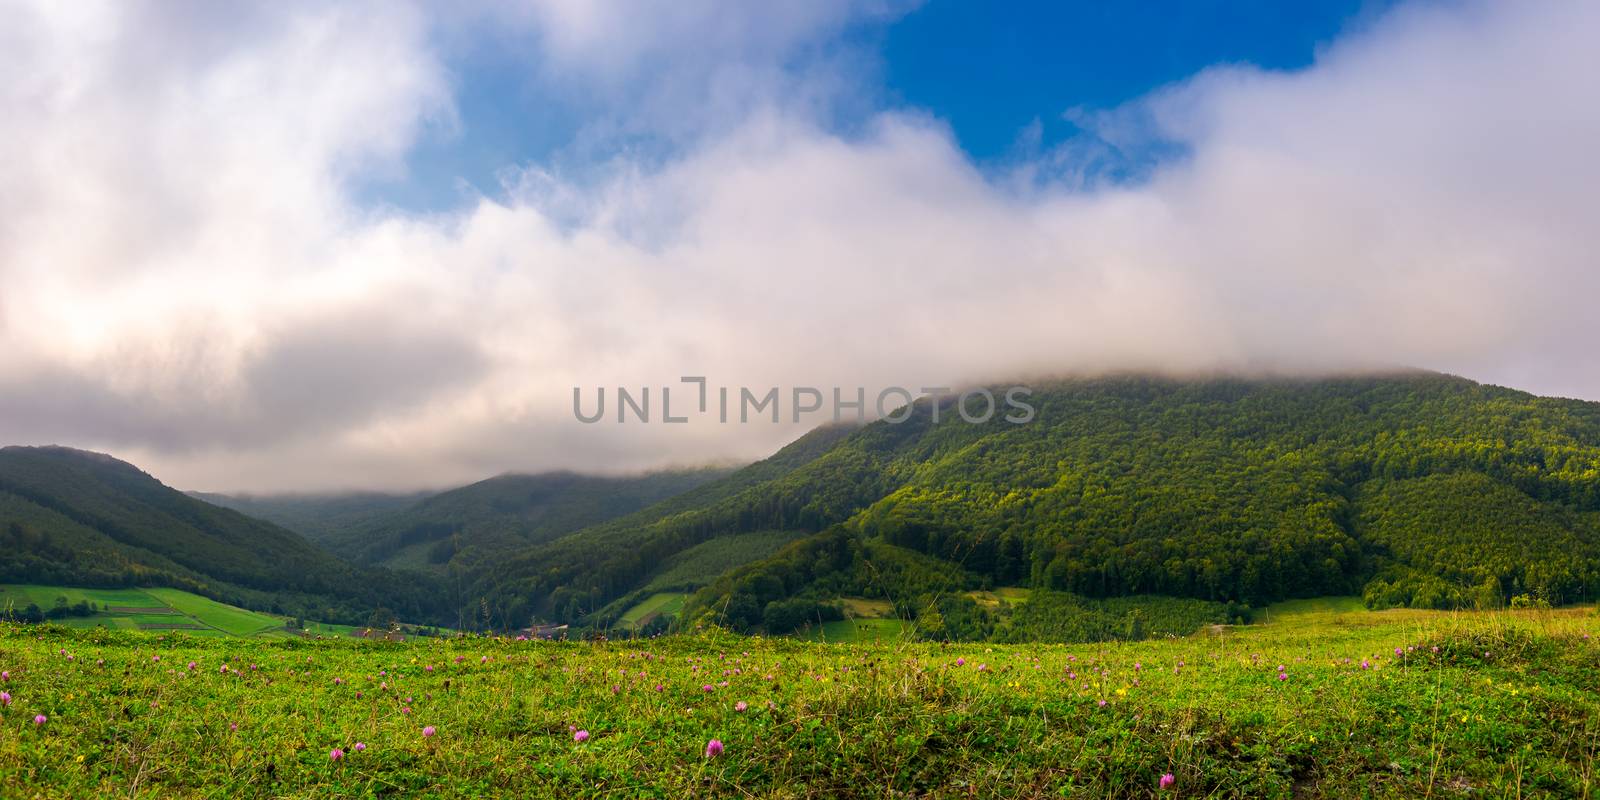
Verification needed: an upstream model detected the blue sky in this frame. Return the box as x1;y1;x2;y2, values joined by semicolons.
880;0;1394;159
363;0;1398;212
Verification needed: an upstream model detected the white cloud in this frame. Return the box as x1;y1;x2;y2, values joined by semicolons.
1;0;1598;491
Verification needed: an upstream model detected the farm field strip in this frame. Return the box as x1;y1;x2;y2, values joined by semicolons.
0;585;168;610
140;588;287;636
1;584;301;638
618;592;689;628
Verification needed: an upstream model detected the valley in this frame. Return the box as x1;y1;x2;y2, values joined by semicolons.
8;372;1600;642
8;3;1591;794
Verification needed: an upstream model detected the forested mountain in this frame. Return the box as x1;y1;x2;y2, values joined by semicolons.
189;490;431;548
464;372;1600;634
0;446;444;625
302;468;736;570
464;422;861;625
13;371;1600;640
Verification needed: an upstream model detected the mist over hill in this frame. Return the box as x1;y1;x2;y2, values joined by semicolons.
189;490;432;547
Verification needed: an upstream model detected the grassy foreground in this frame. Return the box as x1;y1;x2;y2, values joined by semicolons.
2;606;1599;798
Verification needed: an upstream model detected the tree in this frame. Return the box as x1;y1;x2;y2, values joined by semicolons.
762;599;810;635
365;607;398;630
1472;576;1504;610
915;604;946;640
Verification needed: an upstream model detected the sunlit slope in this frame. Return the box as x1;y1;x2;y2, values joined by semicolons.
470;373;1600;632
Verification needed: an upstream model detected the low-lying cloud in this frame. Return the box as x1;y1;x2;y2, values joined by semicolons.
2;0;1597;491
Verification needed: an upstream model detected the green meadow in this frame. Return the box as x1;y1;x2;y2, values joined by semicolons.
618;592;689;629
799;617;911;642
4;602;1600;797
0;585;337;639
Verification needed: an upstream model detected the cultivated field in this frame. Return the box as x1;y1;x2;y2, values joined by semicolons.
0;585;354;639
2;603;1598;797
618;592;689;629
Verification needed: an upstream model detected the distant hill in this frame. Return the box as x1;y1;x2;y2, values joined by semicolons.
454;422;861;626
190;490;432;548
0;446;442;625
16;371;1600;641
462;372;1600;635
309;467;739;570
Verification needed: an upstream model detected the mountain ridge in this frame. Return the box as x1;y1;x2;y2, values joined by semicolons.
10;370;1600;639
0;445;442;625
455;371;1600;633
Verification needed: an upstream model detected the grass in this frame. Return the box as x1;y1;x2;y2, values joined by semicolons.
302;621;361;638
964;586;1032;609
1259;596;1369;621
0;584;318;639
800;618;912;643
0;585;163;611
55;616;132;629
141;588;286;637
3;605;1600;797
619;592;689;628
838;597;895;618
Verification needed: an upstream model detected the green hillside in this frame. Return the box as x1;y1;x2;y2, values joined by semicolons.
642;530;806;594
13;372;1600;642
475;423;861;624
0;447;443;626
317;468;735;570
188;490;430;548
464;372;1600;636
